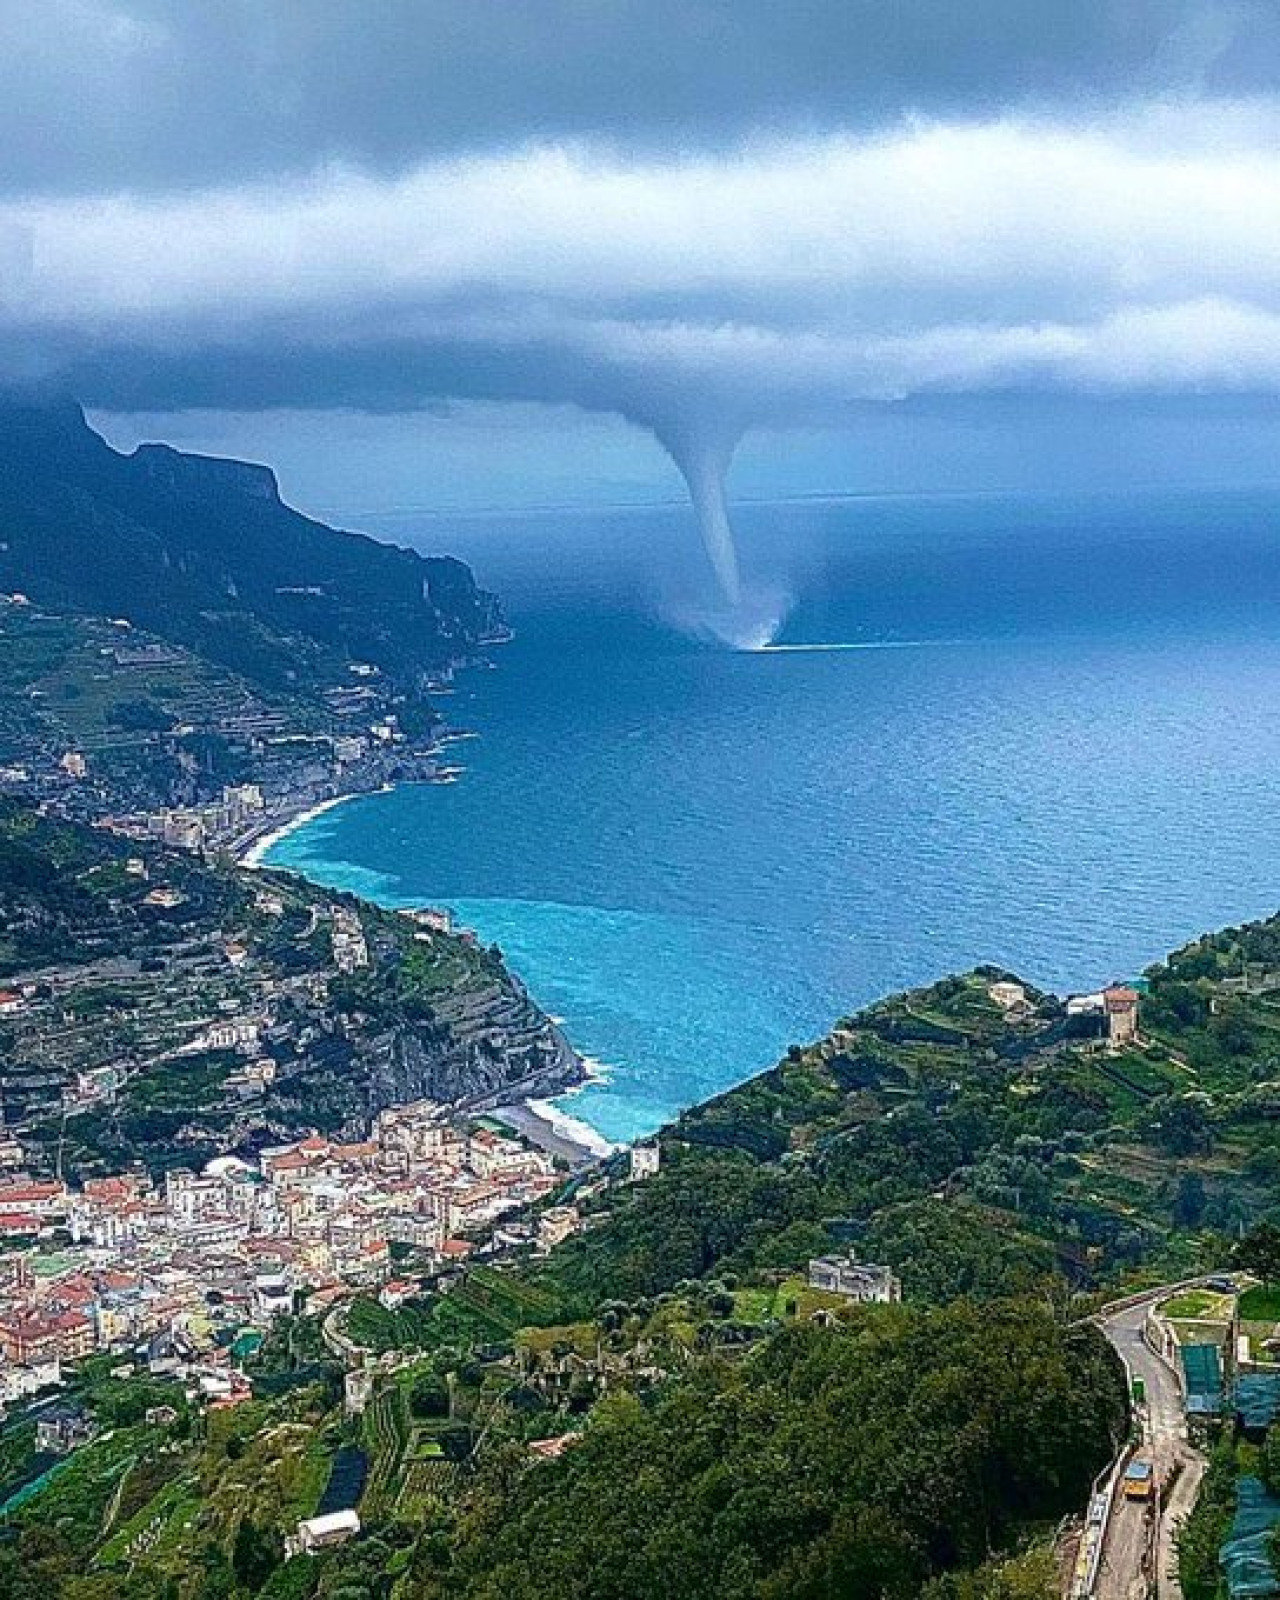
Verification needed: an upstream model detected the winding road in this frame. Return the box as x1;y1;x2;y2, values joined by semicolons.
1093;1294;1208;1600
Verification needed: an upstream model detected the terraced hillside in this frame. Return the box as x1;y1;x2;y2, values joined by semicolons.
7;912;1280;1598
0;803;578;1174
529;941;1280;1315
0;395;502;700
0;600;340;814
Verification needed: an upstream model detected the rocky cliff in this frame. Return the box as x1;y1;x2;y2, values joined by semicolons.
0;390;503;699
0;804;579;1176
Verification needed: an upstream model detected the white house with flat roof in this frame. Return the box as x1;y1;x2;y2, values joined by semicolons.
294;1509;360;1554
808;1252;901;1304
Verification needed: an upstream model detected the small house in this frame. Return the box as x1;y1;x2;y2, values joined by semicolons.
807;1252;902;1304
36;1401;95;1455
295;1509;361;1553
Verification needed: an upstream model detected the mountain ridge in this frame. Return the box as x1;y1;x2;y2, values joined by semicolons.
0;391;503;701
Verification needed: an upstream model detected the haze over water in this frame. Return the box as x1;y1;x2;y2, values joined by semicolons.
266;488;1280;1143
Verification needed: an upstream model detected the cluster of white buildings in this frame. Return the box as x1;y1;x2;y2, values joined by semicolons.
330;908;369;972
0;1102;561;1404
104;783;266;852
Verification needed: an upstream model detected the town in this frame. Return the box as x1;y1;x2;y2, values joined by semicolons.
0;592;481;858
0;800;579;1173
0;1103;574;1409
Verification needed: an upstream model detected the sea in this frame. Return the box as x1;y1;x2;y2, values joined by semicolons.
264;486;1280;1145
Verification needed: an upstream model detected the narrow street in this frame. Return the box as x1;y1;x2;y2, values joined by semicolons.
1094;1298;1206;1600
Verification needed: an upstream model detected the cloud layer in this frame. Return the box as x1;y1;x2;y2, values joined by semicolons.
4;2;1277;197
6;105;1280;441
7;2;1280;611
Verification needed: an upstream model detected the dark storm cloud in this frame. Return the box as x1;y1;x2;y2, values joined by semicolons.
1;0;1277;196
5;2;1280;613
9;112;1280;415
6;0;1279;431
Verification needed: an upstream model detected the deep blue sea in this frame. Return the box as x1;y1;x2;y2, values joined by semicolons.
266;487;1280;1143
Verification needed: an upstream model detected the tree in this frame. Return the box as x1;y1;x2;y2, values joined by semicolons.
409;1371;450;1418
438;1422;472;1462
1151;1096;1213;1156
1235;1222;1280;1281
106;698;173;733
1173;1173;1207;1228
1262;1429;1280;1497
1178;1438;1240;1600
433;1303;1126;1600
191;1545;238;1600
233;1516;283;1591
923;1547;1058;1597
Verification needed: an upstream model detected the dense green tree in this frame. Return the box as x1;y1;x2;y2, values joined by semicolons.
408;1372;451;1419
106;697;173;732
923;1548;1058;1598
232;1515;284;1591
1178;1438;1240;1600
1148;1095;1214;1157
1173;1172;1208;1228
418;1301;1125;1600
1237;1223;1280;1281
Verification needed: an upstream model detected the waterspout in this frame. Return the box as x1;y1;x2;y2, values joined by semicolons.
653;421;743;611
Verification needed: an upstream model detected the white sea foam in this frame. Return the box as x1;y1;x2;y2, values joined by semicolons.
665;583;791;652
526;1098;618;1157
576;1055;615;1085
756;638;950;653
239;794;357;869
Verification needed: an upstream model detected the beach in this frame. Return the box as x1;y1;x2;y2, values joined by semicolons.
492;1098;614;1167
238;792;363;869
242;788;613;1166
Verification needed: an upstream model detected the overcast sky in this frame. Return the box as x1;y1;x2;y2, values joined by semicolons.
4;1;1280;516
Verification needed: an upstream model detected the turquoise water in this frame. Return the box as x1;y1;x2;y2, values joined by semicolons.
266;488;1280;1142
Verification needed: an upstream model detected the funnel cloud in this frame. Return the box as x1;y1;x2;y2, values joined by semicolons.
652;423;744;608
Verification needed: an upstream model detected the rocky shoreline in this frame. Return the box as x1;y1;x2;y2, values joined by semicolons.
238;785;597;1156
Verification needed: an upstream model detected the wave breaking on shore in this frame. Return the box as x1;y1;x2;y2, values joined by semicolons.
526;1097;618;1158
240;794;359;869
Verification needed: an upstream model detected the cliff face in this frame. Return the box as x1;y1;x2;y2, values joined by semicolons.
256;1007;580;1151
0;392;503;697
132;441;282;502
369;1018;580;1113
0;803;579;1176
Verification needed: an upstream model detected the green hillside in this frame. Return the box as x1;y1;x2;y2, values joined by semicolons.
0;802;570;1168
529;950;1278;1321
0;394;502;701
7;913;1280;1598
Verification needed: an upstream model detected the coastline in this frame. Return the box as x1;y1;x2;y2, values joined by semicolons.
498;1052;619;1166
238;791;367;869
527;1095;617;1160
493;1098;615;1167
237;782;617;1163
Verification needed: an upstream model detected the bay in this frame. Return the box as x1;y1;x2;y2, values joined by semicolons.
265;486;1280;1142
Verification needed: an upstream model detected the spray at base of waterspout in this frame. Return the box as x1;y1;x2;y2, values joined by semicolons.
664;582;793;651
